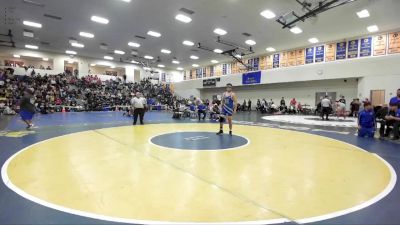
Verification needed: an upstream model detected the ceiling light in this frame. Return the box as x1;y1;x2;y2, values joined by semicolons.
266;47;276;52
177;67;183;71
69;39;77;44
90;63;96;66
114;50;125;55
214;49;223;54
143;67;151;70
91;15;109;24
211;60;219;64
158;64;165;68
100;44;108;50
43;58;48;61
13;54;20;58
128;42;141;48
192;64;199;67
308;37;319;44
104;56;114;60
131;60;139;64
161;49;171;54
290;27;303;34
175;14;192;23
260;9;276;19
23;20;42;28
235;54;242;58
147;30;161;37
190;55;199;59
172;60;180;64
120;0;131;2
71;42;84;48
67;60;74;64
25;44;38;49
357;9;370;18
367;25;379;33
213;28;227;36
245;39;256;46
144;55;154;59
183;40;194;46
23;31;34;38
79;32;94;38
66;50;77;55
110;66;116;69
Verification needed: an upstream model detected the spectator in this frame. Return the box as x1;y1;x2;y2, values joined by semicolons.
350;98;361;117
247;99;252;111
389;89;400;107
376;104;396;138
384;104;400;140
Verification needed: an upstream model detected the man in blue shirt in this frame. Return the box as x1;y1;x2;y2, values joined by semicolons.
358;102;375;138
389;89;400;107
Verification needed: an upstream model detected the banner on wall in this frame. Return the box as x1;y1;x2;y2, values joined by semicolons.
273;54;280;68
253;57;260;71
203;78;216;87
296;49;305;65
374;34;387;56
315;45;325;63
210;66;214;77
242;71;261;85
288;51;296;66
347;39;359;58
336;42;347;60
325;43;336;62
259;56;267;70
360;37;372;57
305;47;314;64
267;55;273;69
388;32;400;54
280;52;288;67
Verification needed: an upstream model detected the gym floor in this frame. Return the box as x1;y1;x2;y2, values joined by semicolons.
0;111;399;225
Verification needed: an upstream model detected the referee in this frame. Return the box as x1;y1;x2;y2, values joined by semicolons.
131;92;147;125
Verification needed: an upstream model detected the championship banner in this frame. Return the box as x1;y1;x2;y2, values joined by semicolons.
295;49;305;66
360;37;372;57
267;55;274;69
205;66;210;77
288;51;296;66
315;45;325;63
280;52;288;67
273;54;280;68
374;34;387;56
259;56;267;70
253;57;260;71
325;43;336;62
388;32;400;54
305;47;314;64
203;78;217;87
202;67;207;77
242;71;261;85
222;63;227;75
183;71;187;80
336;41;347;60
347;39;359;58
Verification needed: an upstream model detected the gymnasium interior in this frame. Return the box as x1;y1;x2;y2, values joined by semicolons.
0;0;400;225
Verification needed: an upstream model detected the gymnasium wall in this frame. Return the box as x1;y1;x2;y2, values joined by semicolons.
200;79;358;109
174;53;400;104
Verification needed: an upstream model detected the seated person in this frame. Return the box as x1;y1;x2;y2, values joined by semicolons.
197;103;207;121
384;104;400;140
209;103;220;120
358;102;375;138
376;104;395;138
297;102;303;114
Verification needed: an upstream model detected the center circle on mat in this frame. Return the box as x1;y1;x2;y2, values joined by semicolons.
150;131;248;150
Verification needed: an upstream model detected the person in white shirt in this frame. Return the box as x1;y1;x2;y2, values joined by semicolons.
321;96;332;120
131;92;147;125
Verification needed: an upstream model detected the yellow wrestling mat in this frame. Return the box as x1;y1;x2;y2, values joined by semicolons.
2;124;395;224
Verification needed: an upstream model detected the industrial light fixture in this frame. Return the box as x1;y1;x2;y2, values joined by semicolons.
104;56;114;60
91;15;109;24
175;14;192;23
266;47;276;52
25;44;38;49
23;20;42;28
213;28;227;36
114;50;125;55
66;50;77;55
79;32;94;38
183;40;194;46
128;42;141;47
147;30;161;37
260;9;276;19
290;27;303;34
357;9;370;18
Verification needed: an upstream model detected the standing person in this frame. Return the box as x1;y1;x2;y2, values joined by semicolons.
217;83;237;136
320;96;332;120
350;98;361;117
336;100;347;119
358;102;376;138
280;97;286;111
131;92;147;125
247;99;252;111
389;89;400;107
339;96;346;105
19;89;36;129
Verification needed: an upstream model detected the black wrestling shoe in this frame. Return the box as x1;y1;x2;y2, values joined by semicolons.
229;131;232;136
216;130;223;135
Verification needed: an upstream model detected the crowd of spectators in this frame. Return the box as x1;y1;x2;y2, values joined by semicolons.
0;68;175;115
